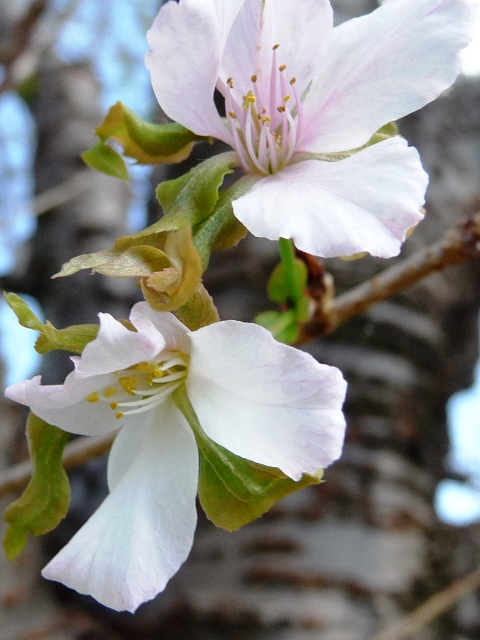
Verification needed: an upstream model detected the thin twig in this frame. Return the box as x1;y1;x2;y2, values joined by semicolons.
32;171;93;216
299;214;480;341
369;564;480;640
0;431;117;499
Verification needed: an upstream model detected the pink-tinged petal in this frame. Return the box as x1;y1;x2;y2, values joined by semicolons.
74;312;165;378
42;400;199;612
300;0;476;153
129;302;191;355
5;371;122;436
187;321;347;480
232;137;427;258
146;0;243;143
220;0;332;105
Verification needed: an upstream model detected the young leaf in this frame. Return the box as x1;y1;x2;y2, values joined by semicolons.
81;143;129;181
3;414;71;560
268;259;308;305
173;388;322;531
255;309;300;344
83;101;200;177
5;293;98;354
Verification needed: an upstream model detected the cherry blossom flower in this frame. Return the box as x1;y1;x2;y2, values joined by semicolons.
5;302;347;612
146;0;475;258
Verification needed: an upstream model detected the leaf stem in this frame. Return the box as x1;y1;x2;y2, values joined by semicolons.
278;237;302;304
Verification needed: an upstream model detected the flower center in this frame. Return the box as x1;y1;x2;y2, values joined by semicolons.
85;351;189;420
223;45;303;176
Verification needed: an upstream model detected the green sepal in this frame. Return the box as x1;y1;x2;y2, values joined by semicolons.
173;284;220;331
173;387;322;531
82;102;200;178
81;143;129;182
268;259;308;305
3;414;71;560
4;293;98;354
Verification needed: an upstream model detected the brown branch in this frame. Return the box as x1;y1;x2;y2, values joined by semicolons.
0;431;117;499
369;564;480;640
299;214;480;342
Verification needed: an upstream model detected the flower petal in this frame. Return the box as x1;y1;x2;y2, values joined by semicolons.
232;137;427;258
129;302;191;355
75;312;165;378
145;0;244;142
220;0;332;106
42;399;199;612
187;321;347;481
5;371;123;436
301;0;475;153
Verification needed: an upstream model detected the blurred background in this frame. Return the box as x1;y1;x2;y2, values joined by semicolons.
1;0;480;638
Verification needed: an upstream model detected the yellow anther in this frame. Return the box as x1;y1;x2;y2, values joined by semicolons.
115;411;124;420
273;44;280;50
279;64;287;72
110;402;118;410
103;387;117;398
119;376;137;396
134;361;152;373
227;77;234;88
290;77;297;85
251;74;257;83
262;115;271;124
283;95;291;103
228;110;236;119
246;94;256;103
86;392;100;403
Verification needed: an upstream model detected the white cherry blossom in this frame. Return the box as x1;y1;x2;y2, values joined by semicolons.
146;0;475;258
5;302;347;612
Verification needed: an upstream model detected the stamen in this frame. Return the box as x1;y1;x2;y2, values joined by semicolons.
86;392;100;403
279;64;286;72
119;376;137;395
226;76;234;89
115;411;124;419
103;387;117;398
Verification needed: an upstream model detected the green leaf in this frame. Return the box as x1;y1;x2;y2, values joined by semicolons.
173;388;322;531
4;293;98;354
83;102;200;178
156;151;238;230
268;259;308;305
4;414;71;560
56;152;239;281
194;175;259;269
255;309;299;344
81;143;129;181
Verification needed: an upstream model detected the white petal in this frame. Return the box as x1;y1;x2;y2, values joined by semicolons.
129;302;191;355
42;400;199;612
145;0;243;142
5;371;123;436
75;312;165;378
187;321;347;480
220;0;332;105
232;137;427;258
301;0;476;153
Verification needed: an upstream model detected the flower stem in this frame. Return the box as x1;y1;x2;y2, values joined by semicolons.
278;237;302;304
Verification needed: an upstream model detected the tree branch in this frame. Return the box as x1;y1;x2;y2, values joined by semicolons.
299;214;480;342
369;564;480;640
